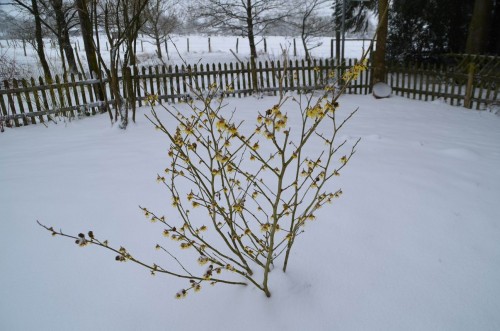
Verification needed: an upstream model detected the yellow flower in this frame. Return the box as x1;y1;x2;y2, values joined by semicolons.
306;104;324;119
198;255;209;265
228;124;238;135
233;202;243;213
216;118;227;131
172;196;180;207
215;153;224;162
146;94;159;106
260;223;271;232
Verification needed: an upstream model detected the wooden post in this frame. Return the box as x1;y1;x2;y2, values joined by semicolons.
236;38;239;53
464;63;475;109
148;66;155;98
4;80;20;127
293;39;297;57
124;66;135;122
208;37;211;52
264;38;267;53
330;39;333;59
155;65;162;104
76;73;88;114
54;75;66;117
21;79;36;124
187;38;190;53
235;62;241;97
13;79;29;126
0;83;9;121
62;75;73;115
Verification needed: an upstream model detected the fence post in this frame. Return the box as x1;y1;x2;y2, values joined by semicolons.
187;38;190;53
236;38;239;53
464;63;475;109
124;66;135;122
208;37;211;52
4;80;20;127
293;39;297;57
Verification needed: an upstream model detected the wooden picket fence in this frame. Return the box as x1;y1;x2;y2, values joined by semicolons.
1;57;499;129
0;58;366;128
387;58;500;110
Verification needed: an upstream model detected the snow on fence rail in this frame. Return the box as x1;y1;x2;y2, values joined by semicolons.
0;58;499;129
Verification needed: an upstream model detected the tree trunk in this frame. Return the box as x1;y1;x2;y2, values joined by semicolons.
155;35;162;59
301;26;310;61
465;0;494;54
32;0;52;83
76;0;105;105
491;3;500;54
246;0;259;92
372;0;388;84
302;38;310;61
75;0;100;78
51;0;78;74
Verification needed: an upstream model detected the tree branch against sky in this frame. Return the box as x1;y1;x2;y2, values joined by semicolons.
287;0;332;60
198;0;291;91
141;0;179;59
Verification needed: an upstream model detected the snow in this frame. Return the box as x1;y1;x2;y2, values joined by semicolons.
1;93;500;330
0;35;370;79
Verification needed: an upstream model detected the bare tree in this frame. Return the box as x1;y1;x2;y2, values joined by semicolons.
288;0;332;60
12;0;53;82
75;0;100;77
13;0;79;75
141;0;179;59
198;0;290;91
331;0;377;60
100;0;149;129
45;0;79;74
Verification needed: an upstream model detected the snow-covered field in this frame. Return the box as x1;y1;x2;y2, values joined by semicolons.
1;35;370;78
1;92;500;330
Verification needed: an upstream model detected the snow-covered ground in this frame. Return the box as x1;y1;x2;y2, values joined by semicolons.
1;35;370;79
1;93;499;330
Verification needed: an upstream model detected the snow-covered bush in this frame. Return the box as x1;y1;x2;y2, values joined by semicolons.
39;51;369;298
